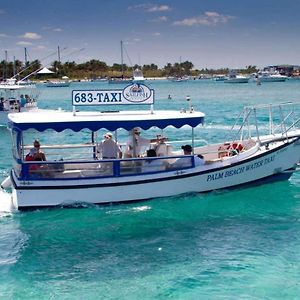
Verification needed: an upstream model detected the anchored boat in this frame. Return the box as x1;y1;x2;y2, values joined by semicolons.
0;78;39;125
2;83;300;210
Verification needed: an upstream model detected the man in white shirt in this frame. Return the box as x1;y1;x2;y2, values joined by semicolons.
98;132;122;159
125;127;157;157
171;144;205;169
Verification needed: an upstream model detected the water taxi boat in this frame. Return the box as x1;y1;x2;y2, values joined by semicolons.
1;84;300;210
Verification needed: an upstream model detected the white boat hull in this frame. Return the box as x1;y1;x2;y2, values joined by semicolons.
0;105;39;125
45;81;70;87
225;78;249;83
10;136;300;209
0;108;64;126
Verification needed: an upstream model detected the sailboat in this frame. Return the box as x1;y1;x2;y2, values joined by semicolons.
45;46;71;87
132;68;145;83
109;41;132;84
168;57;189;82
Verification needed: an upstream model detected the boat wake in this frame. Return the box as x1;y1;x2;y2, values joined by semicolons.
105;205;152;215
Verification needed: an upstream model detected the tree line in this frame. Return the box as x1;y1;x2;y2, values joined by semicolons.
0;58;258;80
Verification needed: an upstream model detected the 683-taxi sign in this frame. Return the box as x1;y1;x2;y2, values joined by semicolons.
72;83;154;106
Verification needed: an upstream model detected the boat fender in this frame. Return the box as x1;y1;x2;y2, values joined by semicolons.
0;176;12;189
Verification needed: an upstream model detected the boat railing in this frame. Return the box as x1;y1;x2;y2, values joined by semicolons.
22;143;99;162
229;102;300;144
22;139;209;162
18;155;195;180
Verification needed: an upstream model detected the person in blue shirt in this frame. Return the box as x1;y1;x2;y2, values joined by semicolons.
20;94;26;107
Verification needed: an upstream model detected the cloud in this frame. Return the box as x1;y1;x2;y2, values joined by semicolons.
0;9;5;14
147;5;171;12
173;11;234;26
20;32;42;40
42;26;63;32
17;41;33;46
35;45;47;50
0;33;8;38
128;4;148;10
151;16;168;22
153;32;161;36
128;4;171;13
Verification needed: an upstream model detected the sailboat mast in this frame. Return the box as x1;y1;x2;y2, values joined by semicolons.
120;40;124;78
24;47;28;66
4;50;8;79
58;46;61;63
13;56;16;77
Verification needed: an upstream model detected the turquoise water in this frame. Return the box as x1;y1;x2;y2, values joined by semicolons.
1;80;300;299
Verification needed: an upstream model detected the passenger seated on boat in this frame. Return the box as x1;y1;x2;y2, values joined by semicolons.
25;94;31;103
169;145;205;169
8;99;20;111
25;141;50;178
26;139;46;161
97;132;122;159
180;145;204;166
27;156;43;175
27;156;53;178
3;99;9;111
142;149;165;173
154;136;171;156
125;127;158;158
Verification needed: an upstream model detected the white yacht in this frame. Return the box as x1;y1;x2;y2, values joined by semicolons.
256;70;287;82
225;70;249;83
0;78;39;125
132;68;145;83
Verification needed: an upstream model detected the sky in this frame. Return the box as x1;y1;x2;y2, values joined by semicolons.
1;0;300;69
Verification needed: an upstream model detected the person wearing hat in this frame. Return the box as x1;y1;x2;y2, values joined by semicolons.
125;127;158;158
97;132;122;159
